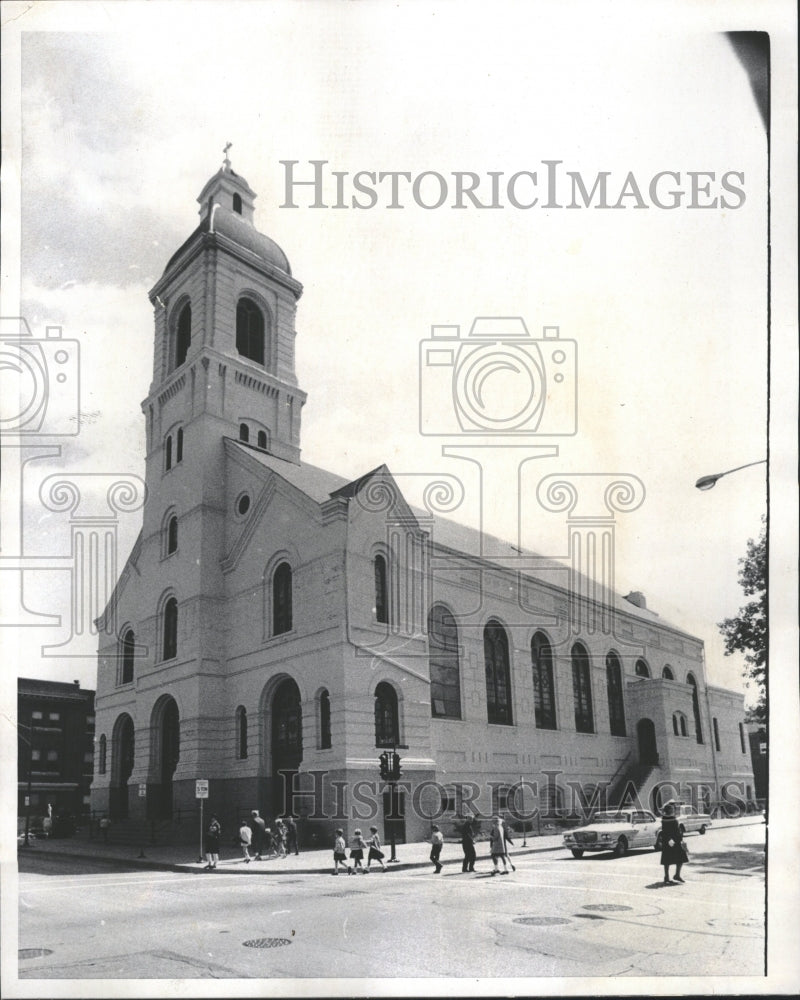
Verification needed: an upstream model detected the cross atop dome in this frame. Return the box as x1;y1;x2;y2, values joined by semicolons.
223;141;232;170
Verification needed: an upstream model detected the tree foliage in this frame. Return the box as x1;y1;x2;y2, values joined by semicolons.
718;517;766;723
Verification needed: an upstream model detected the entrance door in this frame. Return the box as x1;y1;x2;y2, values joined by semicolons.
110;714;134;820
636;718;658;765
271;679;303;816
159;699;180;819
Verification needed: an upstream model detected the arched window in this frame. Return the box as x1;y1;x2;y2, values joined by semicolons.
428;604;461;719
713;717;721;752
531;631;556;729
605;651;626;736
257;430;267;450
120;628;135;685
175;303;191;369
374;682;399;747
165;434;173;471
672;712;680;736
319;690;332;749
687;673;704;744
176;427;184;464
236;297;265;365
662;665;674;680
233;192;242;214
166;515;178;555
162;597;178;661
374;554;388;624
235;706;248;759
272;562;293;635
680;713;688;737
98;734;107;774
239;423;249;443
635;659;650;678
571;642;594;733
484;620;513;726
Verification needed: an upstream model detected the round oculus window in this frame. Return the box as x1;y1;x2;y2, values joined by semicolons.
237;494;251;516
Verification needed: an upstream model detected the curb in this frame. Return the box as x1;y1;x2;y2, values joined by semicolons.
19;817;763;877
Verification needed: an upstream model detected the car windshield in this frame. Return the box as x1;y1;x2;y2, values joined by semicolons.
591;812;631;824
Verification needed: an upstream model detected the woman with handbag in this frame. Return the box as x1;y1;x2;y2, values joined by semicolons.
659;800;686;884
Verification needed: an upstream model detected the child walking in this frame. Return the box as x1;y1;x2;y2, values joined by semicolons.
238;818;253;863
489;815;509;875
350;828;368;873
366;826;388;871
333;828;350;875
430;824;444;873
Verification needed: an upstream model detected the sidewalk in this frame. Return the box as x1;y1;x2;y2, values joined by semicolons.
17;814;764;877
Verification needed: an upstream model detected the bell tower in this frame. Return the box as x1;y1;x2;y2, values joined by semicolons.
142;151;306;473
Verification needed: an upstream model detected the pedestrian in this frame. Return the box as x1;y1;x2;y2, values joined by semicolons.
430;824;444;873
263;827;275;858
489;815;509;875
285;815;299;855
501;816;517;872
239;818;253;862
250;810;266;859
333;828;351;875
350;828;368;873
659;800;686;885
366;825;387;871
460;817;477;873
273;817;287;857
204;814;221;870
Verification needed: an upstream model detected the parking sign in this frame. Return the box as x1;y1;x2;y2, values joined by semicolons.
195;779;209;799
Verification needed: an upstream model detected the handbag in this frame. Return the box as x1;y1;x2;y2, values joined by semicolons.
680;844;690;863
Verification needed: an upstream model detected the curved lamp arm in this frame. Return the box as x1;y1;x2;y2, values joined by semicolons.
695;459;767;491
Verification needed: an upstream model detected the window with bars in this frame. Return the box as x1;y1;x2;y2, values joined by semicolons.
531;631;557;729
484;620;513;726
571;643;594;733
428;604;461;719
605;651;626;736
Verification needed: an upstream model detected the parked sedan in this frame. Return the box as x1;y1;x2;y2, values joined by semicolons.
654;803;712;848
563;809;659;858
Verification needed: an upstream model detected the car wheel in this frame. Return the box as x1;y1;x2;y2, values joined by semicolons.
699;825;707;835
613;837;628;857
570;849;584;858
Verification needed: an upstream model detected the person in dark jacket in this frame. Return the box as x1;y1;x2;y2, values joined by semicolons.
250;810;266;860
204;815;221;870
659;800;685;884
285;816;299;855
461;818;477;873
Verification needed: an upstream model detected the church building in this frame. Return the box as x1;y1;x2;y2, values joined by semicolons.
91;158;755;844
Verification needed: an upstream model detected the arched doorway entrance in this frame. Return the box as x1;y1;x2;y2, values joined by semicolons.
636;718;658;765
156;697;180;820
110;714;134;820
271;678;302;816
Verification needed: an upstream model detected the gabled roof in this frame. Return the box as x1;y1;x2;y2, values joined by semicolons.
227;441;691;638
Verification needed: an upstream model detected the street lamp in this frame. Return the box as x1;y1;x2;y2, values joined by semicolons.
695;459;767;491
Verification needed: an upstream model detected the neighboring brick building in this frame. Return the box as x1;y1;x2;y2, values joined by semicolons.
18;677;95;822
91;159;755;843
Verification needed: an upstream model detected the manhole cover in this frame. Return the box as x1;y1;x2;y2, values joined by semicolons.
242;938;292;949
19;948;53;960
513;916;572;926
583;903;632;912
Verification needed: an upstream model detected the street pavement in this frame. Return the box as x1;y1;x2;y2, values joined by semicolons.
12;817;765;982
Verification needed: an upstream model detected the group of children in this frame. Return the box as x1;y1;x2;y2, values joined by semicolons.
330;815;516;876
236;813;297;863
333;826;388;874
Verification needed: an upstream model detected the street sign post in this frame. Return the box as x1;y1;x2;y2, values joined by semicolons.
196;779;209;862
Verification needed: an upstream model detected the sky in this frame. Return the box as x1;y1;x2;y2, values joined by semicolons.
1;1;776;704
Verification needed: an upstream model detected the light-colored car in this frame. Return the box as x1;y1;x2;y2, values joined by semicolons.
654;804;712;848
563;809;659;858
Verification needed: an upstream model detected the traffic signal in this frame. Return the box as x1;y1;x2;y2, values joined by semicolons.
391;752;402;782
379;752;389;781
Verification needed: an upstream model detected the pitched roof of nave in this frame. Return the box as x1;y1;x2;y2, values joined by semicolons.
230;440;700;643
